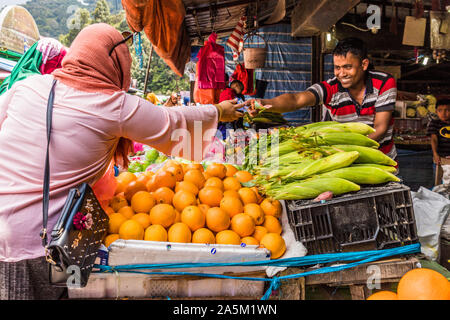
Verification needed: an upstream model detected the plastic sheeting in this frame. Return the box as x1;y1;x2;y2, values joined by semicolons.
223;24;313;124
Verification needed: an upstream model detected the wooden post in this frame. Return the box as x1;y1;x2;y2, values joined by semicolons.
143;43;154;97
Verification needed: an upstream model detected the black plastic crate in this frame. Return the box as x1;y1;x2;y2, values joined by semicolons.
286;183;419;255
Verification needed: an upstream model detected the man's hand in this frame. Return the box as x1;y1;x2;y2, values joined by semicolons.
217;99;245;122
246;91;317;117
433;153;441;165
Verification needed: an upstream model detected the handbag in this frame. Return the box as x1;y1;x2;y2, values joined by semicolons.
40;79;109;287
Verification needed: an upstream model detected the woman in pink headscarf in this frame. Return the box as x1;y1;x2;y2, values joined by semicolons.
0;23;243;300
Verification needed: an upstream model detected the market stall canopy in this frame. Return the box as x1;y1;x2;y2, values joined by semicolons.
0;5;40;54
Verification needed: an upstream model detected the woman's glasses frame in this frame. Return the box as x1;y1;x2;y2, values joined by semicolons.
109;32;134;56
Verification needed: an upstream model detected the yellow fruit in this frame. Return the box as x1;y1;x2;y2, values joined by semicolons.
204;177;224;190
153;187;175;205
198;187;223;207
220;196;244;218
144;224;168;242
234;170;253;183
181;206;205;232
108;212;128;234
168;222;192;243
225;164;238;177
241;236;259;246
216;230;241;245
115;172;137;194
172;190;197;212
198;203;210;216
165;165;184;182
238;187;258;205
110;194;128;212
263;215;282;234
118;206;135;219
223;190;240;198
124;180;148;202
183;169;206;189
260;198;282;218
260;233;286;259
205;163;227;179
252;226;268;242
131;213;152;229
149;203;176;228
131;191;155;213
103;234;119;247
251;187;264;204
206;207;230;232
175;181;199;196
223;177;241;191
244;203;265;225
153;170;177;190
119;220;144;240
231;213;255;237
184;163;204;172
192;228;216;244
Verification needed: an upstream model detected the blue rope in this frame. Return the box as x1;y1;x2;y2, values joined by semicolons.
94;243;420;300
134;32;143;68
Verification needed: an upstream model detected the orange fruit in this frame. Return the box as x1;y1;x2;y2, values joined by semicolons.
205;163;226;179
110;194;128;212
143;170;154;179
198;187;223;207
231;213;255;237
144;224;168;242
168;222;192;243
174;210;181;223
153;187;175;205
153;170;177;190
124;180;147;202
104;206;115;216
181;206;206;232
172;190;197;212
202;172;211;180
118;206;135;219
223;190;240;198
103;234;120;247
115;172;137;194
397;268;450;300
165;165;184;182
204;177;224;190
260;233;286;259
192;228;216;244
367;291;398;300
183;169;205;189
163;159;182;169
198;203;210;216
145;175;157;192
130;191;155;213
149;203;176;228
225;164;238;177
252;226;268;242
136;174;151;186
184;163;204;172
260;198;282;218
206;207;230;232
108;212;128;234
223;177;241;191
175;181;199;196
251;187;264;204
219;196;244;218
263;215;282;234
244;203;265;225
238;188;257;205
241;236;259;246
118;220;144;240
234;170;253;183
216;230;241;245
131;213;152;229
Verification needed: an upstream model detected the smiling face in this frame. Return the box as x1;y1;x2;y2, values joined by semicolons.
333;52;369;89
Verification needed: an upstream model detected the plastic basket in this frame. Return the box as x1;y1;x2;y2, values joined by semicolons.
286;183;419;255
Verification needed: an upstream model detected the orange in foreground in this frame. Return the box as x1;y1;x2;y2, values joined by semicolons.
397;268;450;300
366;291;398;300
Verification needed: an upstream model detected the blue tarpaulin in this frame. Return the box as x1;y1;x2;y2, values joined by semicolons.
222;24;313;124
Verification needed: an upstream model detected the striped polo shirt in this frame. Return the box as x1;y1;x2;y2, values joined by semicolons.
307;70;397;160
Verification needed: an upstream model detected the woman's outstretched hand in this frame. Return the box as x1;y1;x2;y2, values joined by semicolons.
216;99;245;122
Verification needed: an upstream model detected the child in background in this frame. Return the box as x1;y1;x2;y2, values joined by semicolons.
219;79;245;102
427;99;450;185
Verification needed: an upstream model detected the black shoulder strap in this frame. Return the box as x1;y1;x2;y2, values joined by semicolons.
41;79;57;247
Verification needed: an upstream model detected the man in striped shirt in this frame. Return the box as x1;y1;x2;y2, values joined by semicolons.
249;37;397;161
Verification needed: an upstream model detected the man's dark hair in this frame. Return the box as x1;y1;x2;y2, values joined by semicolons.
437;99;450;108
333;37;368;61
230;79;244;90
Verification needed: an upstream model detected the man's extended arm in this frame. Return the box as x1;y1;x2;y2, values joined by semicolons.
257;91;318;114
368;111;392;142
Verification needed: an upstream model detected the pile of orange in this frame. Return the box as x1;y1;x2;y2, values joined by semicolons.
103;160;287;259
366;268;450;300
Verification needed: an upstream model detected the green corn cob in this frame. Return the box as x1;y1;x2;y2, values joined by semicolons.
316;166;400;184
350;164;397;173
331;145;397;166
308;133;380;148
338;122;376;136
295;121;339;132
295;177;361;195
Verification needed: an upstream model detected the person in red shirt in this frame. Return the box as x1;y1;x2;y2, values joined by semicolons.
219;80;244;103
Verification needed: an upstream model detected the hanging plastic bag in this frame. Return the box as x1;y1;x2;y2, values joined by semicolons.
92;161;117;208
